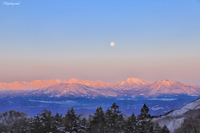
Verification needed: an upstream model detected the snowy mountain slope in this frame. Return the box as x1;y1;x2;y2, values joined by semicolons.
0;78;200;97
143;80;200;96
28;82;127;97
152;98;200;133
28;83;110;97
0;79;62;90
111;78;153;90
64;78;111;89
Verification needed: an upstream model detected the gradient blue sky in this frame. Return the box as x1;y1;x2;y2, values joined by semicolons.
1;0;200;85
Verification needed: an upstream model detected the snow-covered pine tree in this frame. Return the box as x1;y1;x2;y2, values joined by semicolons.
64;107;80;133
153;123;162;133
90;106;105;133
138;104;150;120
161;125;170;133
104;108;112;133
52;112;63;132
40;109;54;132
124;113;137;133
137;104;153;133
104;103;123;133
30;114;43;133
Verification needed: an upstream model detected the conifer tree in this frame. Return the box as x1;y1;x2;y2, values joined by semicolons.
138;104;150;120
161;125;170;133
64;107;80;133
104;108;113;133
85;113;94;132
124;113;137;133
137;104;153;133
90;106;105;133
175;115;200;133
154;123;162;133
17;116;29;133
52;112;63;132
111;102;123;132
40;109;54;132
104;103;123;133
30;114;43;133
80;117;87;132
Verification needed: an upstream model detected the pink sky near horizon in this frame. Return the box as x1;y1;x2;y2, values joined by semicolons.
1;54;199;85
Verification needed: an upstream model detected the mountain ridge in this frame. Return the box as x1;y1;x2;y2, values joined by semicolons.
0;78;200;97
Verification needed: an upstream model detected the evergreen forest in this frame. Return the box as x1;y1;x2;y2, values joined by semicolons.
0;103;171;133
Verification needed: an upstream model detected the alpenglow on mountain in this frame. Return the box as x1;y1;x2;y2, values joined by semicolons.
0;78;200;97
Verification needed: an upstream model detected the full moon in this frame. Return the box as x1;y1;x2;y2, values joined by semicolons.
110;42;115;46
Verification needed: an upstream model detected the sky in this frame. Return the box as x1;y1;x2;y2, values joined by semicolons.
0;0;200;85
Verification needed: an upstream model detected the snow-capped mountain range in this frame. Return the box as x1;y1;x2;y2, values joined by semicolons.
0;78;199;97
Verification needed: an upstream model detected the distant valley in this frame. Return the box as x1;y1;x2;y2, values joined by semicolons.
0;78;200;118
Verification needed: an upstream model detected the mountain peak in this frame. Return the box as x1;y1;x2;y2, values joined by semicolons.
125;78;147;85
156;79;179;86
67;78;81;83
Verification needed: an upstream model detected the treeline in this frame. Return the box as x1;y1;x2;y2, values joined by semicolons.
175;110;200;133
0;103;170;133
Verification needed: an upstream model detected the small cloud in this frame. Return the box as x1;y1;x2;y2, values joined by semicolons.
3;1;21;6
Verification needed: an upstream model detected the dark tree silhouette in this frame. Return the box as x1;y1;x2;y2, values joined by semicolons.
64;107;80;133
40;109;54;132
52;112;63;132
161;125;170;133
104;103;123;133
174;114;200;133
30;114;43;133
154;123;162;133
138;103;150;120
124;113;137;133
104;108;113;133
90;106;105;133
0;103;170;133
137;104;154;133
